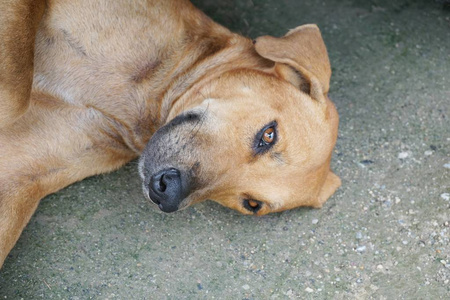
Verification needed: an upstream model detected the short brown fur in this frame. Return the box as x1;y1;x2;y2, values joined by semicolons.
0;0;340;268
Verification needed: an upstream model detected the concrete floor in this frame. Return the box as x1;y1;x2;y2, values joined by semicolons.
1;0;449;298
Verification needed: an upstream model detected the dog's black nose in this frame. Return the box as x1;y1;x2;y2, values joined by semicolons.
148;168;188;213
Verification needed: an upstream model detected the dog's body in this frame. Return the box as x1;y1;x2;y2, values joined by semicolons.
0;0;340;268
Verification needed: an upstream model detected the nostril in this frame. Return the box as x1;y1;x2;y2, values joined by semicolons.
159;175;167;192
150;168;181;195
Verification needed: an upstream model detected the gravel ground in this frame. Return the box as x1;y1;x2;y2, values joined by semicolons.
1;0;449;299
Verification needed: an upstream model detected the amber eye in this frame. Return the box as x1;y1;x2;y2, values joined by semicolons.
262;127;275;144
254;121;277;154
243;199;262;213
248;199;259;208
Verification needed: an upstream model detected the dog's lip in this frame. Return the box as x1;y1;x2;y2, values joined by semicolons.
141;180;161;206
148;184;162;205
146;184;192;212
146;180;183;213
148;191;170;212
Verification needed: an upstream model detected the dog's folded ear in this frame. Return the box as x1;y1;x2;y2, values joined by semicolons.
254;24;331;103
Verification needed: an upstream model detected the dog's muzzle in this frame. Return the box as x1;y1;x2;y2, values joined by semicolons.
148;168;190;213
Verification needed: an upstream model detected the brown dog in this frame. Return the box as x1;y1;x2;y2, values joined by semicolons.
0;0;340;268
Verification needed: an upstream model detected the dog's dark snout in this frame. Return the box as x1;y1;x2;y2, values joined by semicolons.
149;168;189;213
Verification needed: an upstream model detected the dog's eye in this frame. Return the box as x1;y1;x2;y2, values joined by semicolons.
254;121;277;153
243;199;262;213
262;127;275;144
259;126;276;147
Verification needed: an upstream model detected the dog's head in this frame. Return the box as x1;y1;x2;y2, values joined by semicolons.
139;24;340;215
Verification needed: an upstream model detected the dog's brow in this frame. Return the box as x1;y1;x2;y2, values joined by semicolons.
168;113;201;127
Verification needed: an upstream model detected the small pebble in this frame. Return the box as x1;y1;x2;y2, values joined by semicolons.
398;152;409;159
312;219;319;225
305;287;314;293
242;284;250;290
356;246;366;253
377;264;383;270
424;150;433;156
395;197;401;204
440;193;450;201
444;163;450;169
356;232;363;240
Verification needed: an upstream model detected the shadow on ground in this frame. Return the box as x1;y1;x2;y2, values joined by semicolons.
1;0;449;298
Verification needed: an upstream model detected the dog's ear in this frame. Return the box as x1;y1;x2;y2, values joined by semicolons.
254;24;331;103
